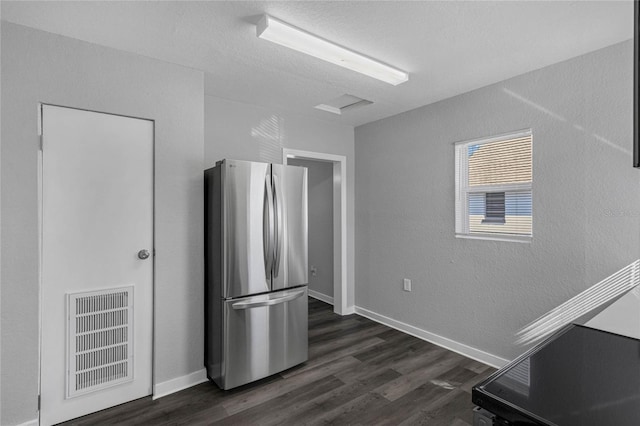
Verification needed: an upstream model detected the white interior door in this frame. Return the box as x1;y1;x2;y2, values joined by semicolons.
40;105;154;425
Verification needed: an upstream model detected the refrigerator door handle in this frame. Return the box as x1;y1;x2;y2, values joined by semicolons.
263;174;275;278
272;174;284;278
231;289;306;310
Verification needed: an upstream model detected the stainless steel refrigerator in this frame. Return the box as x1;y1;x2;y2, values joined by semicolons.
205;159;308;390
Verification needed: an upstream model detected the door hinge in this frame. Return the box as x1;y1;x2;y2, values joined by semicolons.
38;394;41;410
38;103;43;150
37;104;43;136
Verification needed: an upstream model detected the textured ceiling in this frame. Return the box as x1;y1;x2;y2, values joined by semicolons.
1;1;633;127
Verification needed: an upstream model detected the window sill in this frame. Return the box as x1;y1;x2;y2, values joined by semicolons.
455;233;532;244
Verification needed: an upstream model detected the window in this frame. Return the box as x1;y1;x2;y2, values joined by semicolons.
455;130;532;241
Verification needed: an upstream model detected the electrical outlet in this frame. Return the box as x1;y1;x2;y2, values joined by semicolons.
403;278;412;292
310;266;317;277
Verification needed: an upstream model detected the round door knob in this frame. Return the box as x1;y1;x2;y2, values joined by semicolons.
138;249;150;260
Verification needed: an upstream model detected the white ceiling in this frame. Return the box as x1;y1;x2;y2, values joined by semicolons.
1;1;633;127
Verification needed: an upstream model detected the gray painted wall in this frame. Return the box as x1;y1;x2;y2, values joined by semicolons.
289;158;334;299
204;95;354;306
1;23;204;425
354;40;639;361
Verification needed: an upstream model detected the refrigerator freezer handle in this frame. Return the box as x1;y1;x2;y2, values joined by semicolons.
231;289;306;310
272;174;283;278
263;174;275;278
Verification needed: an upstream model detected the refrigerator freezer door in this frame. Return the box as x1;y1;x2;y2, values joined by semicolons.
221;287;308;390
223;160;272;298
271;164;308;291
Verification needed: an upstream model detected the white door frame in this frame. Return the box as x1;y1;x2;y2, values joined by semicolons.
37;103;156;423
283;148;350;315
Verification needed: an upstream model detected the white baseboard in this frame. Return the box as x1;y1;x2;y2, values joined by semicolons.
153;368;208;400
17;419;39;426
354;306;509;369
341;305;356;315
308;289;334;305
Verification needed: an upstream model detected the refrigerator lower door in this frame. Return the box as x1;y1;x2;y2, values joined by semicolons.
271;164;308;291
220;287;308;390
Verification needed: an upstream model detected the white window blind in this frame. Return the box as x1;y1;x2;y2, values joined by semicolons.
455;130;532;241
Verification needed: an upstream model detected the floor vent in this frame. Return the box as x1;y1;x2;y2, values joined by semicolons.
66;286;134;398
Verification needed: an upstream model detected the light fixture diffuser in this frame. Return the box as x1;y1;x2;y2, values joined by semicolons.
256;14;408;86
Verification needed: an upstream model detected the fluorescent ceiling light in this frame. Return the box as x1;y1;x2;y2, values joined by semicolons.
256;15;409;86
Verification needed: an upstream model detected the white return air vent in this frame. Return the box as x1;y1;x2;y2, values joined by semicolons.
66;286;134;398
315;94;373;115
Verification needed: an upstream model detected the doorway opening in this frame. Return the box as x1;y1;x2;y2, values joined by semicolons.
283;149;349;315
288;158;334;305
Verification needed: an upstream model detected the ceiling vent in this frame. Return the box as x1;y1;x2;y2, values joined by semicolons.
315;94;373;115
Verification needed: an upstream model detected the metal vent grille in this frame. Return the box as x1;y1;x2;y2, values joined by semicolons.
66;286;134;398
314;94;373;115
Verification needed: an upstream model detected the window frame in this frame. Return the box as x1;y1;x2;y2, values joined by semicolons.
454;129;532;243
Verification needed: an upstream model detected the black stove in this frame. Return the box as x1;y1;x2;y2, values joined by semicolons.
472;324;640;425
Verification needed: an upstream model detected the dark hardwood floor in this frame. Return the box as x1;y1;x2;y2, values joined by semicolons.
62;298;495;425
